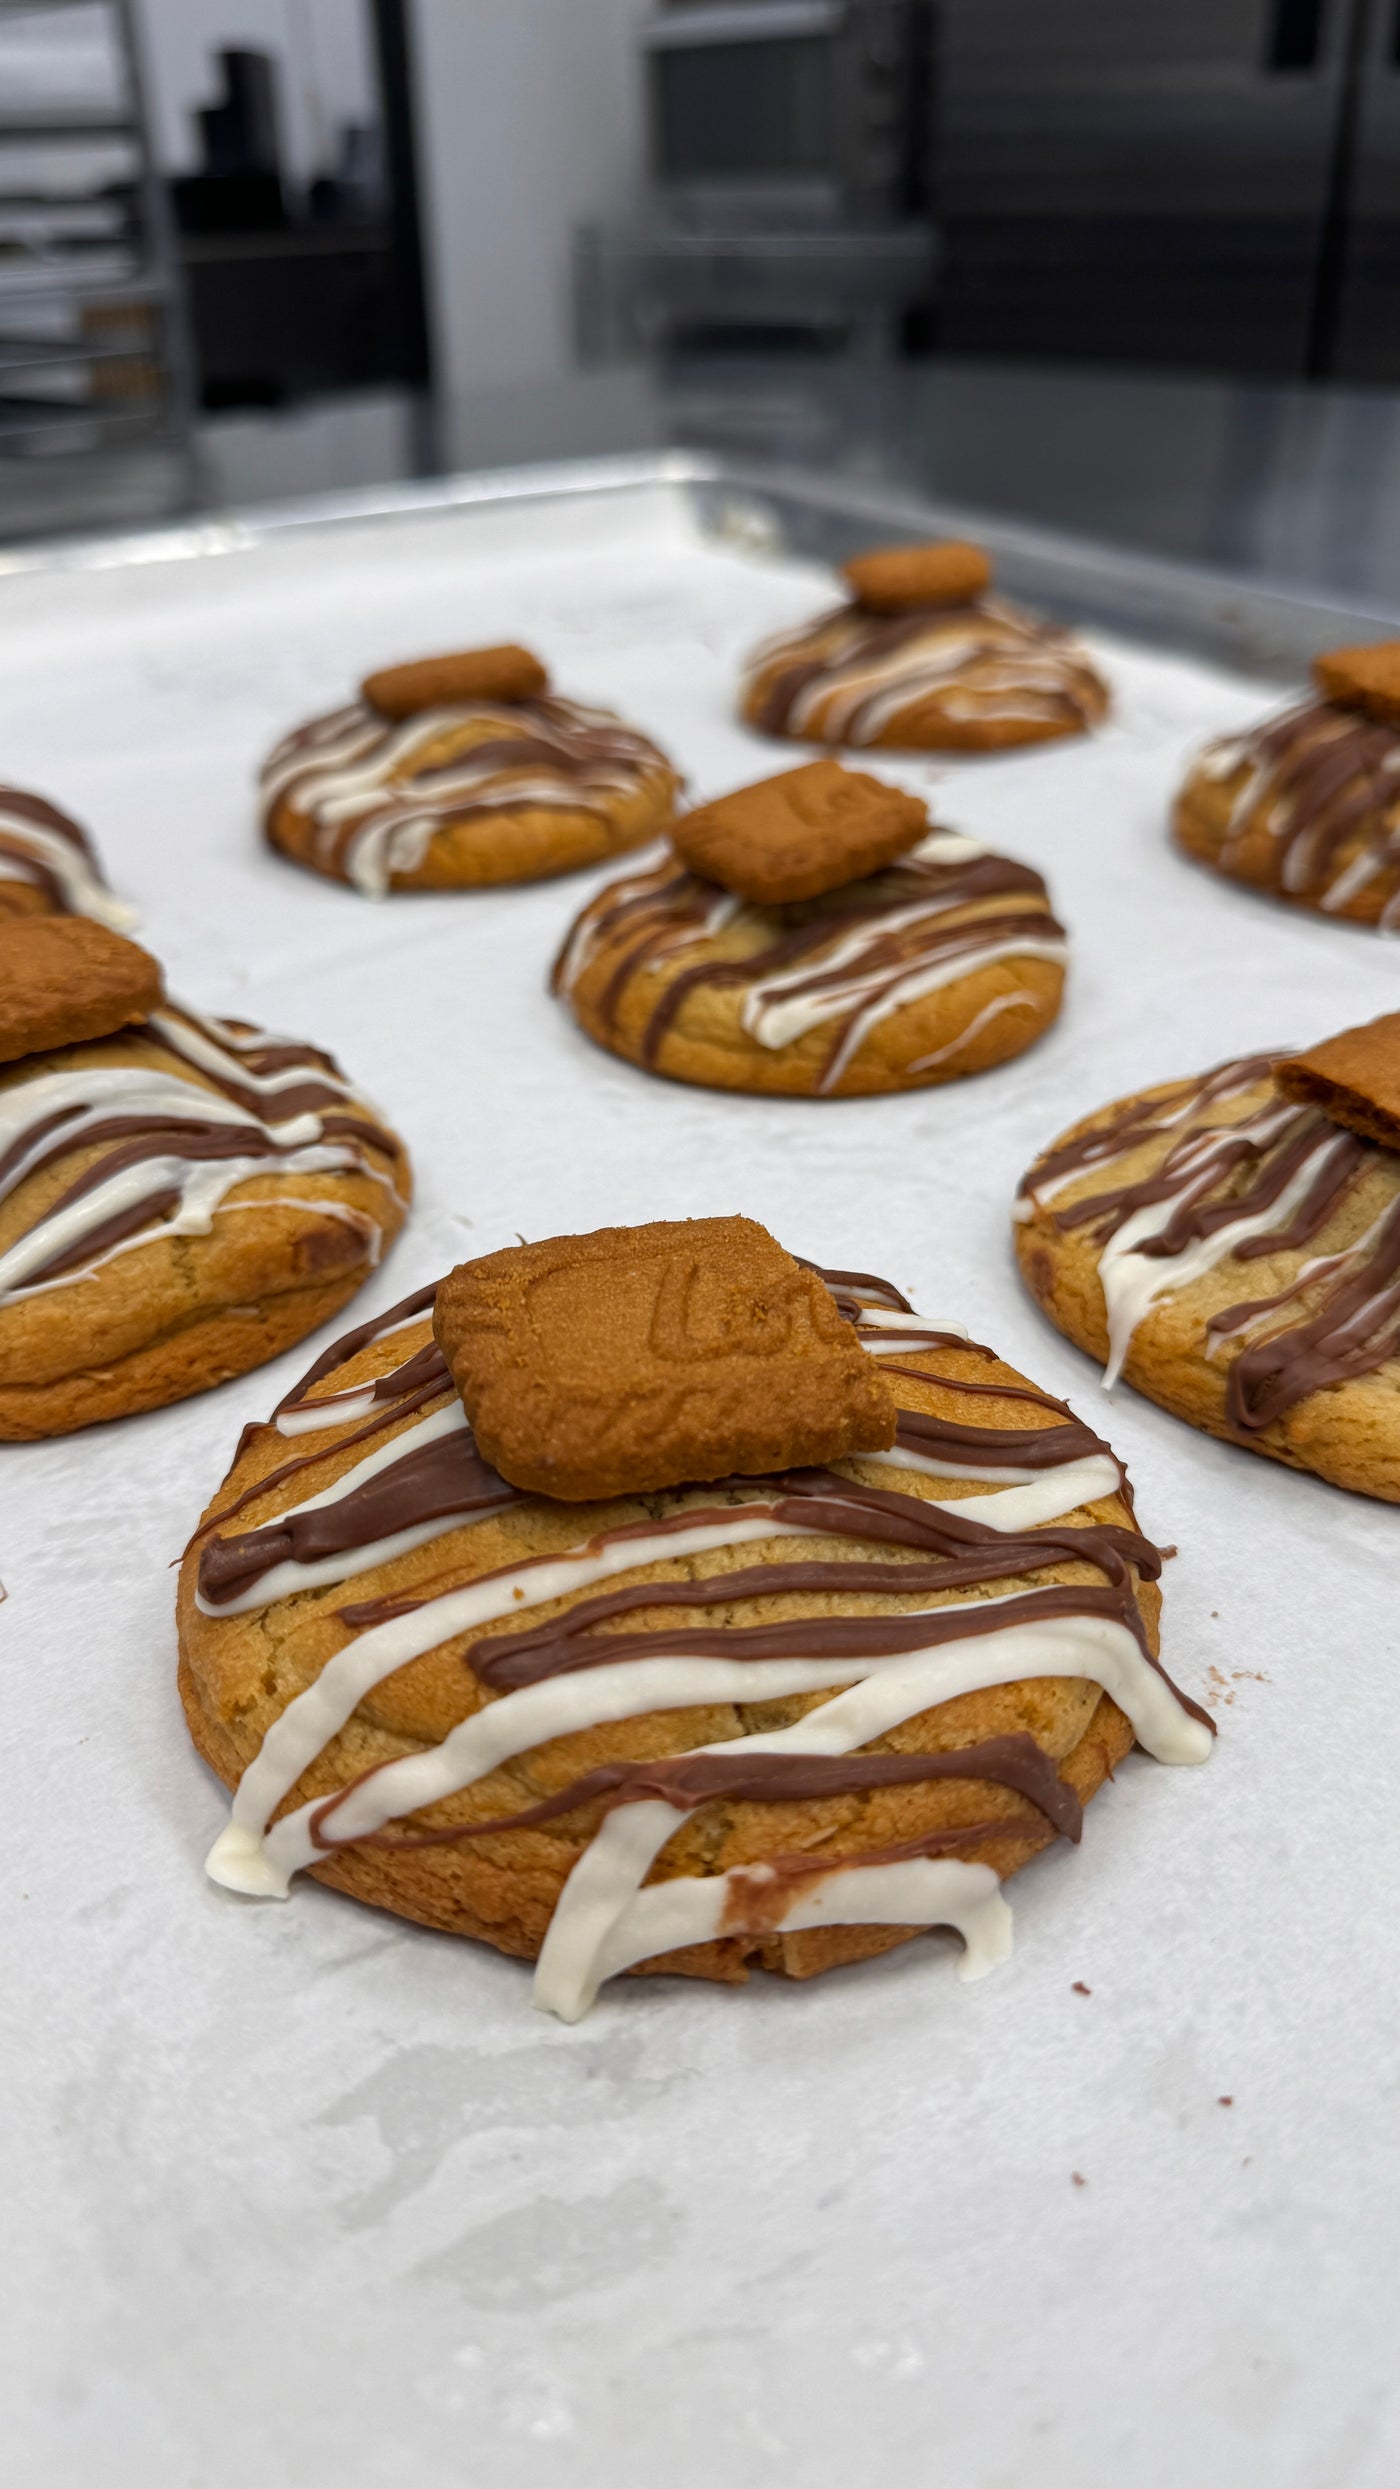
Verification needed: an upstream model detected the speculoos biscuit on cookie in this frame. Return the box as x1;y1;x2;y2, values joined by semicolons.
739;538;1109;752
553;763;1069;1097
0;914;160;1061
671;759;927;904
0;783;137;928
1015;1012;1400;1500
841;541;993;615
435;1216;897;1497
0;918;411;1438
260;641;682;895
182;1227;1210;2020
1173;640;1400;927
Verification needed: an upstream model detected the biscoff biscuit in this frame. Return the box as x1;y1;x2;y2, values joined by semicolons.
671;760;928;905
362;645;549;719
842;541;993;614
434;1216;896;1499
1275;1012;1400;1148
0;915;162;1064
1312;642;1400;728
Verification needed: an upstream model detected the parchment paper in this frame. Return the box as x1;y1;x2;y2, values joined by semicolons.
3;482;1397;2489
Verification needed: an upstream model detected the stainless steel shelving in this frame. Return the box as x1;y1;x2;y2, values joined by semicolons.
0;0;196;535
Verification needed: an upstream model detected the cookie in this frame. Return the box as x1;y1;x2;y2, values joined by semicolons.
0;915;162;1063
434;1217;896;1498
739;545;1109;752
0;962;411;1438
1015;1023;1400;1500
553;805;1068;1098
261;647;681;895
182;1251;1209;2021
1173;643;1400;927
0;783;136;928
671;759;928;904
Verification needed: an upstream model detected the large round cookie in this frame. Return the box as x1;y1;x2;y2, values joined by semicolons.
0;783;135;927
553;825;1069;1097
1015;1050;1400;1500
182;1266;1208;2021
1173;643;1400;927
0;921;410;1438
260;645;681;896
740;540;1108;752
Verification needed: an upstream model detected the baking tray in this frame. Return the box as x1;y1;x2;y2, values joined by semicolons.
4;453;1398;2489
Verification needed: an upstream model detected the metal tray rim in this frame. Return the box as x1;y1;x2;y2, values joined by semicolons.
0;442;1392;679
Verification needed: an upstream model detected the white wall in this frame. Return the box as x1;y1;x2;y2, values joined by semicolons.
409;0;646;401
132;0;377;187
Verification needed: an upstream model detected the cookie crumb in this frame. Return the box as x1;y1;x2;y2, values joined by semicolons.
1218;2095;1233;2107
1071;1980;1091;1996
1071;2172;1086;2188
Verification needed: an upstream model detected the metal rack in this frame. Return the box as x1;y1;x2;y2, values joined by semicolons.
0;0;196;537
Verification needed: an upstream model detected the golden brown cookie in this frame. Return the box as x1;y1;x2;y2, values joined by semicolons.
553;813;1068;1097
260;657;681;895
842;540;993;614
181;1255;1209;2019
1173;645;1400;927
1015;1034;1400;1500
671;760;927;904
434;1217;896;1498
0;783;137;928
0;984;411;1439
740;561;1109;752
0;915;162;1063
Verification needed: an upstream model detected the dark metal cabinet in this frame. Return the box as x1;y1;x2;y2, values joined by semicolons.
936;0;1367;375
1329;1;1400;377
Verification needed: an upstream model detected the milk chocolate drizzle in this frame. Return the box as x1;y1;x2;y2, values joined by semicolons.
552;836;1065;1092
1020;1052;1400;1429
314;1732;1085;1856
1194;699;1400;920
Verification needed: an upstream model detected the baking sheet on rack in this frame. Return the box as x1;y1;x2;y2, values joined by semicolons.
3;479;1398;2489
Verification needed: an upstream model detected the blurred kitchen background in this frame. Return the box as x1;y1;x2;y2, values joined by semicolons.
2;0;1399;588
